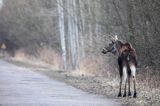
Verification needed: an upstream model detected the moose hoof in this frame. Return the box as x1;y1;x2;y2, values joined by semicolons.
128;92;132;97
118;93;122;97
133;92;137;98
123;93;126;97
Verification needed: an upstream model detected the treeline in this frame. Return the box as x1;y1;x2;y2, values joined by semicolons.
0;0;160;72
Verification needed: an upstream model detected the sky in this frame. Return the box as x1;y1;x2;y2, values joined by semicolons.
0;0;3;9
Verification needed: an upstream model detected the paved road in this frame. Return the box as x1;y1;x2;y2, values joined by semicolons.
0;60;121;106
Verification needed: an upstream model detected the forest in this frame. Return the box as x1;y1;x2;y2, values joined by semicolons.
0;0;159;105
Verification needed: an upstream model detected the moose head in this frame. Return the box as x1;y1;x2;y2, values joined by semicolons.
102;35;122;55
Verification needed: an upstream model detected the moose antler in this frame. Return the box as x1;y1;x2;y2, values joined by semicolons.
114;35;118;41
95;33;119;42
108;35;118;42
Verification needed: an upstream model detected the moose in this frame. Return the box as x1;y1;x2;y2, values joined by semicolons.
102;35;137;98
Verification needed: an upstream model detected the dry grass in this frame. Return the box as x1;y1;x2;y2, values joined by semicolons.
134;67;160;105
74;57;99;76
39;47;62;70
72;56;118;78
138;67;160;88
13;49;44;65
12;48;62;70
0;50;10;58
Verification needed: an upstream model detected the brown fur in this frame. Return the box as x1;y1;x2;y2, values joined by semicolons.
102;40;137;98
117;42;137;98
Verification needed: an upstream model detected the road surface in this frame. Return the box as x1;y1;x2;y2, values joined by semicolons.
0;60;121;106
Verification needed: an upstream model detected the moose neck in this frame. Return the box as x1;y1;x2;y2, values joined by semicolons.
115;40;124;57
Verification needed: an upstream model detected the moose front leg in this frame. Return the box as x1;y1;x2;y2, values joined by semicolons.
123;79;127;97
118;76;122;97
133;77;137;98
118;64;123;97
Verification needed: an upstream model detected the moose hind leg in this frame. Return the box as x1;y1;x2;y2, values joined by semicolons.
128;75;132;96
130;65;137;98
128;69;131;96
123;66;127;97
